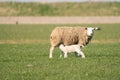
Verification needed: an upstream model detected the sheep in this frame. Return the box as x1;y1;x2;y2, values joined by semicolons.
49;27;100;58
59;44;85;58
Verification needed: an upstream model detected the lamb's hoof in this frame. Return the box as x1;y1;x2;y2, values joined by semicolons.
77;54;85;58
81;56;85;58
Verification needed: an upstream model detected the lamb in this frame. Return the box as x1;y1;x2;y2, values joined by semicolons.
59;44;85;58
49;27;100;58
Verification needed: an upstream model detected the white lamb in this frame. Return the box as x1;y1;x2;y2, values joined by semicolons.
59;44;85;58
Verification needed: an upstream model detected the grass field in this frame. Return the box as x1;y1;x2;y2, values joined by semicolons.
0;24;120;80
0;2;120;16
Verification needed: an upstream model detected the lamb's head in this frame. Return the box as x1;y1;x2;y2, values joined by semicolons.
59;44;65;50
86;27;100;36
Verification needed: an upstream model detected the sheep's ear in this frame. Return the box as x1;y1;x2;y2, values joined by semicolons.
85;28;87;30
97;27;101;30
94;27;101;30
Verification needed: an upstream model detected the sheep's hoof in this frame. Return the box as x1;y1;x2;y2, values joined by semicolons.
49;56;53;59
64;56;68;58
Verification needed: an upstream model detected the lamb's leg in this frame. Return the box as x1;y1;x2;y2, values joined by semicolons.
64;52;68;58
49;46;54;58
79;51;85;58
76;49;85;58
74;52;78;57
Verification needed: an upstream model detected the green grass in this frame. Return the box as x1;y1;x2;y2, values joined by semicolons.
0;24;120;41
0;2;120;16
0;44;120;80
0;24;120;80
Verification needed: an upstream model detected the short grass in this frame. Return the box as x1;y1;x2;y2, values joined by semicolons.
0;24;120;80
0;2;120;16
0;24;120;41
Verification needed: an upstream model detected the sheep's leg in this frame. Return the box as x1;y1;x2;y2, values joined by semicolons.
64;52;68;58
49;46;54;58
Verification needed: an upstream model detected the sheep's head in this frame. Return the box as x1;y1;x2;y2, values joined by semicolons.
86;27;100;36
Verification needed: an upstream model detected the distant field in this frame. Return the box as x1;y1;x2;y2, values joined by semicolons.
0;24;120;43
0;24;120;80
0;2;120;16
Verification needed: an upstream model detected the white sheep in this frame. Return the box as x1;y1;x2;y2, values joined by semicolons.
49;27;100;58
59;44;85;58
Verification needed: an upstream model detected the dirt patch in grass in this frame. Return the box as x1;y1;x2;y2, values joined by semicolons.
0;16;120;24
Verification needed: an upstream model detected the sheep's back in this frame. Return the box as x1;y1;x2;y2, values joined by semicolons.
57;27;86;45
